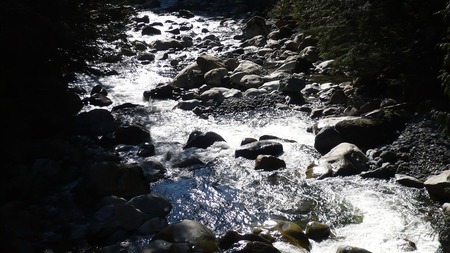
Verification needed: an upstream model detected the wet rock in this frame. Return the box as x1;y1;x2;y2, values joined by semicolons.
254;155;286;171
241;137;258;145
126;193;172;220
305;221;331;241
261;220;311;251
395;174;424;188
238;241;281;253
142;25;162;36
149;39;185;51
184;130;226;149
88;93;113;107
175;99;202;111
235;141;284;159
137;53;156;61
114;124;151;145
218;231;272;250
143;83;180;101
172;157;205;168
152;220;219;253
177;9;195;19
140;157;166;182
314;126;344;155
137;142;155;157
360;164;396;179
307;142;368;179
424;170;450;201
336;245;372;253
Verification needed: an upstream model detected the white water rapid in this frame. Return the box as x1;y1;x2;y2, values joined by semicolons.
72;7;442;253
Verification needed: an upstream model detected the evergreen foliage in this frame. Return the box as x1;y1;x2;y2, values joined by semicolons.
270;0;447;101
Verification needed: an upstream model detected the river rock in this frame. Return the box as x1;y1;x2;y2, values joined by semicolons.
240;74;264;89
200;89;225;106
142;25;162;35
305;221;331;241
395;174;424;188
175;99;202;111
152;219;219;253
314;126;344;155
299;46;320;63
137;217;168;235
254;155;286;171
235;141;284;159
336;245;372;253
218;230;272;250
233;60;263;75
126;193;172;220
238;241;281;253
443;203;450;215
424;170;450;201
114;124;151;145
204;68;228;86
75;109;118;136
307;142;368;179
184;130;226;149
77;161;149;200
150;38;185;51
242;16;270;40
196;54;226;74
140;158;166;182
261;220;311;251
172;63;201;89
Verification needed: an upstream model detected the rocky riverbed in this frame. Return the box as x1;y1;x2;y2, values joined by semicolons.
1;1;450;253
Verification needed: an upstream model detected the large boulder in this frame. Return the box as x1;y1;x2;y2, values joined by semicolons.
196;54;226;74
152;220;220;253
235;141;283;159
74;109;118;136
172;63;202;89
424;170;450;201
306;143;368;179
242;16;270;40
184;130;226;149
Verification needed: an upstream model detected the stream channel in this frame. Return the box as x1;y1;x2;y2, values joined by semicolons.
73;3;442;253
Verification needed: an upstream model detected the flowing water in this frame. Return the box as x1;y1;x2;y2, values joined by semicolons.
73;6;443;253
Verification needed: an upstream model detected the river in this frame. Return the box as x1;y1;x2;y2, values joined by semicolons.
72;5;442;253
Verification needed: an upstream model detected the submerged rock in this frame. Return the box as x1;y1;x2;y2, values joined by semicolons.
152;219;219;253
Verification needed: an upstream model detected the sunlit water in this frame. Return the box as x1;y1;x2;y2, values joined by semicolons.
73;7;442;253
